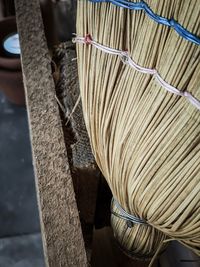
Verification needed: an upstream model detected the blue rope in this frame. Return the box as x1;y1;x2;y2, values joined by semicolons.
89;0;200;46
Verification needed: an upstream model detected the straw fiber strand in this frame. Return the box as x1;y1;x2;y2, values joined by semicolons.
76;0;200;261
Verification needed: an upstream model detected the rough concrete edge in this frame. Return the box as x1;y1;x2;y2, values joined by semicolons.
14;1;87;266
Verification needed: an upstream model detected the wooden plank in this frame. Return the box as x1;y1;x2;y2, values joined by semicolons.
14;1;88;267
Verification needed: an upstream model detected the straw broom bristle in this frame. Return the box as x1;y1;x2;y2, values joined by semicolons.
76;0;200;260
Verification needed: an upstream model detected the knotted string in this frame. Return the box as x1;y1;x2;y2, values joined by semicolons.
73;34;200;111
111;198;147;226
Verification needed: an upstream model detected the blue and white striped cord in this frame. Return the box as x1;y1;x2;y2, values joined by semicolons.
73;35;200;111
89;0;200;46
111;198;148;226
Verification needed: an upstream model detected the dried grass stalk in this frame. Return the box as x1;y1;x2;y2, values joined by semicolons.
76;0;200;260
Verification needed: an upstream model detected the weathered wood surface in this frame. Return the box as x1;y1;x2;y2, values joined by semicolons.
15;1;87;266
54;42;95;169
54;42;100;261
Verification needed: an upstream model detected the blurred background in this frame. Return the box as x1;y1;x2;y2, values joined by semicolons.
0;91;44;267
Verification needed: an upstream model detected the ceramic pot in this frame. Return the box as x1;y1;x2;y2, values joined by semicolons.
0;17;25;105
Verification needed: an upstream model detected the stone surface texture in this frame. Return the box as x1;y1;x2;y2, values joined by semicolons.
0;92;40;237
0;234;45;267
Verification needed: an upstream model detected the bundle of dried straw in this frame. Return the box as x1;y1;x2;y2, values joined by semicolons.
75;0;200;262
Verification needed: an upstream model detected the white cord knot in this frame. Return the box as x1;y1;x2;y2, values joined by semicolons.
120;51;129;64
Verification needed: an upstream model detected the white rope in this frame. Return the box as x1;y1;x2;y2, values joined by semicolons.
73;35;200;111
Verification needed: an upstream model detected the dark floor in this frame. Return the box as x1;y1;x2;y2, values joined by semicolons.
0;91;45;266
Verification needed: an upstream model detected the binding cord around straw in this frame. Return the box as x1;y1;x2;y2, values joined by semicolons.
89;0;200;46
111;198;147;226
73;34;200;111
111;198;168;264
